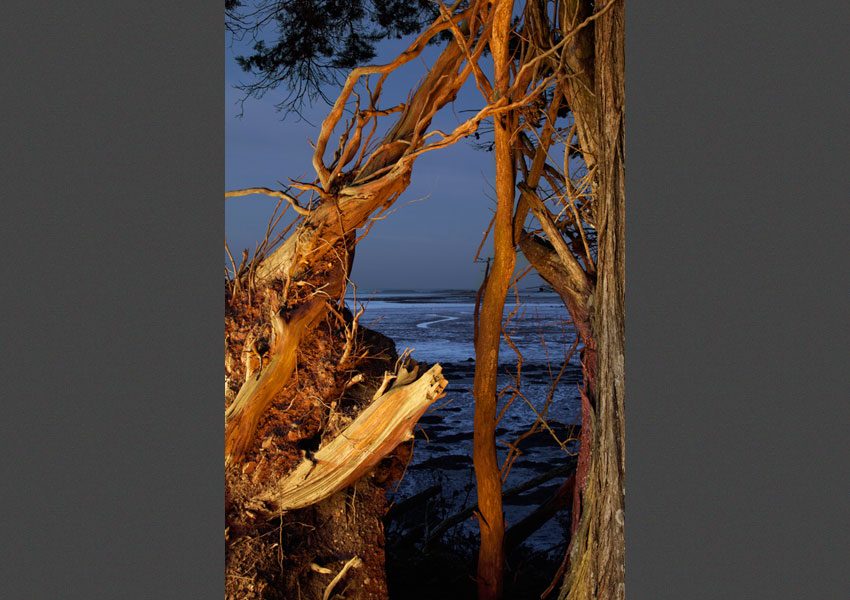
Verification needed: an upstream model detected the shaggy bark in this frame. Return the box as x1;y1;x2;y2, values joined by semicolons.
558;1;626;598
558;0;599;172
508;3;623;597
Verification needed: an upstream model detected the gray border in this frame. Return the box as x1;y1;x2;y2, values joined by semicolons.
0;2;222;597
627;2;850;598
1;1;848;598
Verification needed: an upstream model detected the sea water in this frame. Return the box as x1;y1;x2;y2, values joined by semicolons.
346;289;582;553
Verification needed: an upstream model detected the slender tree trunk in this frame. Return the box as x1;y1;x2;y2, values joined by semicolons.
472;1;515;597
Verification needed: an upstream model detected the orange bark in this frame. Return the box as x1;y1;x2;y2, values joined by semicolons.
472;1;516;598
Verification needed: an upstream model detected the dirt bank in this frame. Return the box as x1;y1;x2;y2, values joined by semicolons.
225;283;415;599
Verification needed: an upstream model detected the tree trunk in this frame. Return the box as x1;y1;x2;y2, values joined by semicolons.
559;2;626;598
472;1;515;597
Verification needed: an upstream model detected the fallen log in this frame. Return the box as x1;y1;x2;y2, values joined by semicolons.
423;460;577;548
385;484;442;521
505;473;575;551
252;363;448;514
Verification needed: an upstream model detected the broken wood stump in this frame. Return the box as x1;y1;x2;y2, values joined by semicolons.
252;363;448;514
225;298;327;468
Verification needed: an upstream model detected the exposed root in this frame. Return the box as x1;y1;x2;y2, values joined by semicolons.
322;556;363;600
225;298;328;468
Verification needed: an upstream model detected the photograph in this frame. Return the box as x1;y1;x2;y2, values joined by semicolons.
224;1;625;598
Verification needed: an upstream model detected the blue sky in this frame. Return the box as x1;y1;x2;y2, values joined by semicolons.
225;35;543;291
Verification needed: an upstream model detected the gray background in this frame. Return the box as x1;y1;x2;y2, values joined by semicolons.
1;1;848;597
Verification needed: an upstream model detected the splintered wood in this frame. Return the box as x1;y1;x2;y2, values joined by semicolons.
254;363;447;513
225;298;327;468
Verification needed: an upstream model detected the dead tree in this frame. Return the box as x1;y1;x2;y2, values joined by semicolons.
224;3;485;469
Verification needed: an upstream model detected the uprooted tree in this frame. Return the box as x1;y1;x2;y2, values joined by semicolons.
225;1;625;598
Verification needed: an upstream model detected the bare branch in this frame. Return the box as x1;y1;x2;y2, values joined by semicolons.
225;187;311;216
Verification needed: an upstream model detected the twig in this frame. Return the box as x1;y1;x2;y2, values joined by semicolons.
322;556;363;600
225;187;311;216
